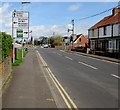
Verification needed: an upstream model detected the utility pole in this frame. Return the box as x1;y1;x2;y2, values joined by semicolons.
68;19;75;34
72;19;74;35
53;32;55;36
71;19;74;50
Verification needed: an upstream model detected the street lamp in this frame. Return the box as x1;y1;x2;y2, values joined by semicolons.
21;1;31;59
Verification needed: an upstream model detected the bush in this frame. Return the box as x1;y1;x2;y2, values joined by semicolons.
0;32;12;60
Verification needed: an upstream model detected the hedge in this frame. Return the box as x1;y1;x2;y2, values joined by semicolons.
0;32;12;61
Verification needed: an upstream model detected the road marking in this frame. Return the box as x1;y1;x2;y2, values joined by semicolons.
40;75;49;78
111;74;120;79
78;61;98;70
75;54;119;65
36;51;78;110
65;56;73;60
101;60;119;65
37;51;72;109
57;53;62;56
46;98;56;101
60;50;65;52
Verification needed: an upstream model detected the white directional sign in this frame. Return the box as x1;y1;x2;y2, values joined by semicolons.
12;10;29;38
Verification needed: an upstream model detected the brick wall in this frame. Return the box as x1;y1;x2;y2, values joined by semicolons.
0;56;12;86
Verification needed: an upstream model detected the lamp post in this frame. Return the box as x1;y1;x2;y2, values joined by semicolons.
21;1;31;60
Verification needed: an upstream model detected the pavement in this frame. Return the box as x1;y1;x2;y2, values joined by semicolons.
37;47;119;108
2;49;57;108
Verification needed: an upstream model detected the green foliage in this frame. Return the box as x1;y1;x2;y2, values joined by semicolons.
12;49;22;66
12;49;28;66
0;32;12;61
48;35;63;46
0;33;2;62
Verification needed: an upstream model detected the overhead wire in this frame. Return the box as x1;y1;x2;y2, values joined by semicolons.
74;4;120;21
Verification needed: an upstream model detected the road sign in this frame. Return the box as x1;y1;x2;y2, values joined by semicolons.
12;10;29;38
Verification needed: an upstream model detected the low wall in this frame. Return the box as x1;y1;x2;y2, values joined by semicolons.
55;45;65;48
0;56;12;86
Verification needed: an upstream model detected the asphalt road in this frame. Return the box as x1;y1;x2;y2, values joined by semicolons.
37;47;119;108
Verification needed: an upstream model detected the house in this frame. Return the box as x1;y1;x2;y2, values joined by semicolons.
69;34;88;52
73;34;88;47
88;8;120;57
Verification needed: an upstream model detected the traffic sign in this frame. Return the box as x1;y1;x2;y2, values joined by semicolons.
12;10;29;38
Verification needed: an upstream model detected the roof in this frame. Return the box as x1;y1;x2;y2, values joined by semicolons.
73;34;82;42
89;8;120;30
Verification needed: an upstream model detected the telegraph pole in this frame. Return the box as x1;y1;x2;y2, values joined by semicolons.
72;19;74;35
71;19;74;50
53;32;55;36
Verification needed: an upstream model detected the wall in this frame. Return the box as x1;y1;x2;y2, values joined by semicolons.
0;56;12;86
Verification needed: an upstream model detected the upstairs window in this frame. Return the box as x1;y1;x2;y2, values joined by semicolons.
92;29;94;36
103;26;107;35
118;24;120;35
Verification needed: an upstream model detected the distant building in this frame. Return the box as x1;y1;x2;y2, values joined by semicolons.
63;36;70;45
88;8;120;56
73;34;88;47
69;34;88;52
39;37;48;45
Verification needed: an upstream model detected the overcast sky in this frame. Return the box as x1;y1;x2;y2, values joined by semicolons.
0;2;118;38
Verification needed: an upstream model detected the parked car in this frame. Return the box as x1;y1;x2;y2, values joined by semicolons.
43;44;48;48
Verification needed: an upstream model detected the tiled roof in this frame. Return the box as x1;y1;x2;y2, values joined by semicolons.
89;9;120;29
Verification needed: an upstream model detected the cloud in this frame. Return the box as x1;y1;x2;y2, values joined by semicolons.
68;4;81;11
20;5;30;10
0;3;12;35
5;22;12;27
0;3;10;14
29;23;89;39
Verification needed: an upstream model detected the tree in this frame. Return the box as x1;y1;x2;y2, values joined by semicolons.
48;35;63;46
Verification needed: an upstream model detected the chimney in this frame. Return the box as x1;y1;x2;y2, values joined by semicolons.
112;8;120;16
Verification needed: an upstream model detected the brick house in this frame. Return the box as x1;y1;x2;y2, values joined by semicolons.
73;34;88;47
69;34;88;52
88;8;120;57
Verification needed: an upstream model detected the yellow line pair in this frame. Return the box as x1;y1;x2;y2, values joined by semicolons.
36;51;78;110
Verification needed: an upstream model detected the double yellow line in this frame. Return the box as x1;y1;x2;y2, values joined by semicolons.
36;51;78;110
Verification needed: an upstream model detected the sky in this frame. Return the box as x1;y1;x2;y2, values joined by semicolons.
0;1;119;38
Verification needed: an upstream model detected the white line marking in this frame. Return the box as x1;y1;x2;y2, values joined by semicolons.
76;54;119;65
57;53;62;56
111;74;120;79
60;50;65;52
78;61;98;70
65;56;73;60
101;60;119;65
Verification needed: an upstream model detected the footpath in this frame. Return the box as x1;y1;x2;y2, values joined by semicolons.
2;49;57;108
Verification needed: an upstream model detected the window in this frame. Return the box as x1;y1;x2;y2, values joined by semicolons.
118;24;120;34
92;29;94;36
103;26;107;35
79;38;81;42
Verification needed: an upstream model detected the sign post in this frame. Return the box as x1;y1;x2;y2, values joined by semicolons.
12;10;29;62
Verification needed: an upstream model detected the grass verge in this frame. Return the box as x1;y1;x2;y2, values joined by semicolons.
12;49;28;66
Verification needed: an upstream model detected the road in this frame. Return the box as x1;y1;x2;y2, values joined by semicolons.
37;47;119;108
